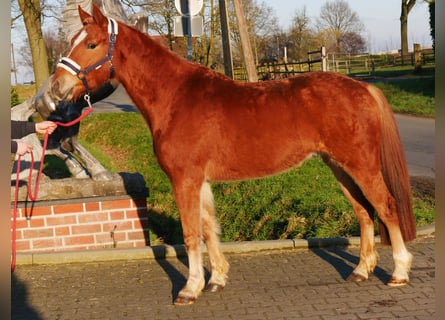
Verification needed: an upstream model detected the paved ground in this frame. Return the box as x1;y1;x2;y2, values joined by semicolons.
12;231;434;320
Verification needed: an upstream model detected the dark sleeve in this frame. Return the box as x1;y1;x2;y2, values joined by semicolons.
11;141;17;153
11;121;36;139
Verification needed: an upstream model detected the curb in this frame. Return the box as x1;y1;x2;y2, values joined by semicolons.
16;224;435;266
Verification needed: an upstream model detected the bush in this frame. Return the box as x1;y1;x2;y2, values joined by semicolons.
11;87;20;107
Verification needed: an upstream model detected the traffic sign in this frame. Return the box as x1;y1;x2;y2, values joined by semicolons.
174;0;203;16
174;15;203;37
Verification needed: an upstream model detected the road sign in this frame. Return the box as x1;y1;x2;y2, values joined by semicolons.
173;15;203;37
174;0;203;16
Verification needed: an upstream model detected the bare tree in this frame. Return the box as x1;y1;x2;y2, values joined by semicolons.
317;0;365;53
400;0;416;62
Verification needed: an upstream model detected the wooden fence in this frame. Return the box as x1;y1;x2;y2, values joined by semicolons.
233;47;434;81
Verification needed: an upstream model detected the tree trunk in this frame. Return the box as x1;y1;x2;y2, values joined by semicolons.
233;0;258;82
400;0;416;65
18;0;50;88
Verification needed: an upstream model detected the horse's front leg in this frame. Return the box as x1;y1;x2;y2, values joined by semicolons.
172;177;206;305
200;182;229;292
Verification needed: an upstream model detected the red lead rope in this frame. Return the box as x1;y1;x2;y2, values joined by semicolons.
11;98;94;272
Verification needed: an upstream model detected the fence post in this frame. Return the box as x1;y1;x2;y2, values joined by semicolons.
414;43;422;72
321;46;327;72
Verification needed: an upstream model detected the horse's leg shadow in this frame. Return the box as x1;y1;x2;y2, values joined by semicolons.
311;246;391;284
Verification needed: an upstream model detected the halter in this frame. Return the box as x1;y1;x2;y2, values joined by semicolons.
57;18;118;95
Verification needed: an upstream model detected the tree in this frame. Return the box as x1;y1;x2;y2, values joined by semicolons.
400;0;416;63
17;0;50;88
288;6;315;61
317;0;365;53
424;0;435;51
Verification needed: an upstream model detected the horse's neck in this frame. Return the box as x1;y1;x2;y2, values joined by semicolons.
114;25;189;131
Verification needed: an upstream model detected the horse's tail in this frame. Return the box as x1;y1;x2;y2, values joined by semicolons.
368;85;416;245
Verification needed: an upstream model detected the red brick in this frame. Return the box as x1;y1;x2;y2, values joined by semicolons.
64;235;95;246
72;223;101;235
126;209;147;219
109;211;125;220
96;231;125;244
133;218;149;230
21;205;52;217
15;218;31;229
95;233;114;244
127;230;148;241
53;203;84;214
101;199;132;210
55;226;70;236
23;228;54;238
46;215;77;226
16;240;31;251
113;231;127;242
78;212;108;224
32;238;63;250
116;221;133;230
133;240;149;248
84;202;100;212
102;222;118;232
27;217;46;228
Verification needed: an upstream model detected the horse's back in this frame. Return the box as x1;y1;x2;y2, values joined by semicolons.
172;71;385;182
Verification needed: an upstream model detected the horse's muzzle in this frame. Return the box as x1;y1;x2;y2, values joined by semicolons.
51;74;76;104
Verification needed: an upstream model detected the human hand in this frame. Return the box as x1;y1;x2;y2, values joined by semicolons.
35;121;58;135
16;141;33;156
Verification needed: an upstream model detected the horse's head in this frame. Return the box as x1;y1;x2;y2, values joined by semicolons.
51;4;117;104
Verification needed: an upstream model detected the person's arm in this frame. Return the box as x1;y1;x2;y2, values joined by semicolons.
11;120;36;139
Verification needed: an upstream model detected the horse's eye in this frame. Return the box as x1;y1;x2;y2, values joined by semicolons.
87;43;97;50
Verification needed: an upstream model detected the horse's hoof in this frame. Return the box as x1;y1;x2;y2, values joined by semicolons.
174;295;196;306
203;283;225;293
347;273;367;282
387;277;409;287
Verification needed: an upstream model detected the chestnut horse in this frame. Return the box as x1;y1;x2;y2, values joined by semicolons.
51;5;416;305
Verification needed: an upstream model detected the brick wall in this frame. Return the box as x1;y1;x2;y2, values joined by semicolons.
11;196;150;253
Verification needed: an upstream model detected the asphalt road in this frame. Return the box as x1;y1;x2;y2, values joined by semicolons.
93;85;436;179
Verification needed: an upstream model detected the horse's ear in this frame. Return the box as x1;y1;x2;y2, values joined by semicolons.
78;5;91;24
91;4;108;28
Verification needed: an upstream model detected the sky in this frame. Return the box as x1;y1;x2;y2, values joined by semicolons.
11;0;433;84
262;0;433;54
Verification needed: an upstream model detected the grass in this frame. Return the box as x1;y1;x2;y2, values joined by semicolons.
76;112;434;245
373;77;435;117
12;84;37;105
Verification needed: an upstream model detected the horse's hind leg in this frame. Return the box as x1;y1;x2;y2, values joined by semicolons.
359;176;413;286
322;156;378;281
325;156;412;286
200;182;229;292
